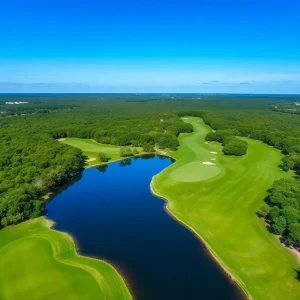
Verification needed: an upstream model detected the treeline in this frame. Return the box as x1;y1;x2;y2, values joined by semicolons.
0;97;194;227
0;104;79;117
0;133;84;227
1;94;300;229
50;113;193;151
258;179;300;247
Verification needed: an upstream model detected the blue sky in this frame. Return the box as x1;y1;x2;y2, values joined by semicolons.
1;0;300;93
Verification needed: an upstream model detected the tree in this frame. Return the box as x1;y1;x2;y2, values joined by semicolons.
133;148;139;155
272;216;287;234
281;207;300;226
269;206;280;221
257;205;270;218
288;223;300;247
283;154;300;171
98;152;108;162
119;148;125;157
143;144;154;152
223;140;247;156
119;147;132;157
125;147;133;157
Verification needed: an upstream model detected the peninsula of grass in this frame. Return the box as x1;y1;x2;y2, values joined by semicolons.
0;218;132;300
151;117;300;300
59;138;142;167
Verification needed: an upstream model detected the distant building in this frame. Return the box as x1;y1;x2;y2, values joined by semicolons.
5;101;29;105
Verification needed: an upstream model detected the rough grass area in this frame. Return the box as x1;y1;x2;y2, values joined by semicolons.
60;138;142;166
152;117;300;300
0;218;132;300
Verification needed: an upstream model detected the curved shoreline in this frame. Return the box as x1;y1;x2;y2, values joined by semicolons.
45;217;135;299
0;217;133;299
48;152;247;299
149;179;250;300
84;152;159;169
50;117;299;299
43;216;135;299
62;124;251;299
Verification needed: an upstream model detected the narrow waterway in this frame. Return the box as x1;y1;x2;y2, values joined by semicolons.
46;155;244;300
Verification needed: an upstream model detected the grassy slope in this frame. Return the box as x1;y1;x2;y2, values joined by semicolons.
61;138;142;166
0;218;132;300
152;117;300;300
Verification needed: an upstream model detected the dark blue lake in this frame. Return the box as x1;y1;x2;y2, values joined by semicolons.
46;155;243;300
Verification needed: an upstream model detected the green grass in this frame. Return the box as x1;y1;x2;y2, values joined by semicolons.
60;138;142;166
168;121;220;182
0;218;132;300
152;117;300;300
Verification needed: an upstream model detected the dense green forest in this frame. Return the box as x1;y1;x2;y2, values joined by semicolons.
1;94;300;230
258;179;300;248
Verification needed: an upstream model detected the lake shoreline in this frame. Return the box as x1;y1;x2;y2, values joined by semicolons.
52;123;250;299
46;147;249;299
45;216;135;299
84;150;170;169
149;179;250;300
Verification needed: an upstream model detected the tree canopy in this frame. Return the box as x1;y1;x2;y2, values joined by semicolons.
1;94;300;229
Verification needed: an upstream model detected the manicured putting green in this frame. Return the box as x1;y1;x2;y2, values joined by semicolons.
0;218;132;300
170;162;220;182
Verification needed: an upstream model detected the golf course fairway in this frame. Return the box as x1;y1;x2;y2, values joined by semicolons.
1;116;300;300
152;117;300;300
60;138;142;166
0;218;132;300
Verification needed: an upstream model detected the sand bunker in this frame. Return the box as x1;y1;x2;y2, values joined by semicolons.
210;152;218;154
159;151;167;155
202;162;216;166
57;138;66;141
86;158;96;162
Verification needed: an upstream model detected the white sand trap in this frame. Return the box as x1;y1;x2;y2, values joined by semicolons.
211;158;216;161
86;158;96;162
210;152;218;154
202;162;216;166
57;138;66;141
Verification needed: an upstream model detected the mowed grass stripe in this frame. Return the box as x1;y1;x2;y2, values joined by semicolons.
152;117;300;300
0;218;132;300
